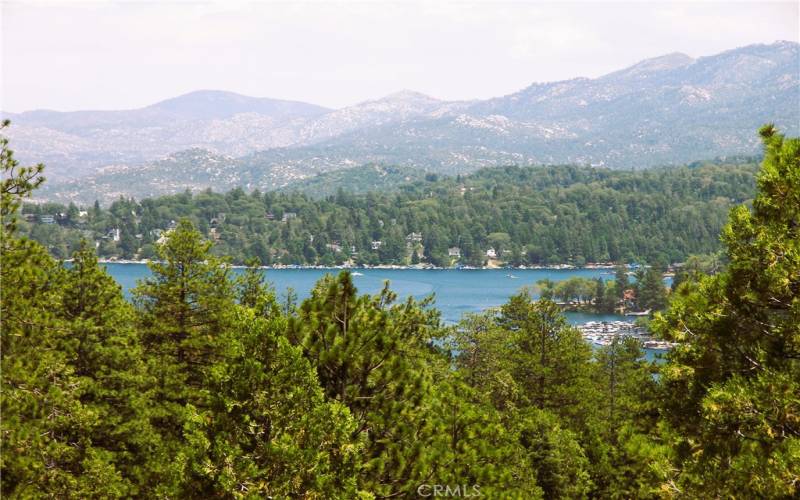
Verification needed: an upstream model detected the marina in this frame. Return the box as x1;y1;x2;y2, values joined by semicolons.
577;320;675;350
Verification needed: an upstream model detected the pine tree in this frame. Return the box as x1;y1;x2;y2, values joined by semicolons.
1;126;154;497
637;267;668;312
586;336;667;497
235;257;280;318
497;293;594;424
56;243;158;496
614;265;629;296
652;126;800;497
425;373;543;498
186;304;362;497
132;219;237;494
287;272;443;496
516;408;594;498
1;120;44;238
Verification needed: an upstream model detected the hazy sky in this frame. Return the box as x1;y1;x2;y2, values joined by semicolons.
1;1;798;112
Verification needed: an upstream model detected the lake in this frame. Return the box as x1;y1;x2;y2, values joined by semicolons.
104;263;667;362
104;263;629;325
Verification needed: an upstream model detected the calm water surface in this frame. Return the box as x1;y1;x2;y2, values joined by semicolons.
104;263;666;362
104;263;627;324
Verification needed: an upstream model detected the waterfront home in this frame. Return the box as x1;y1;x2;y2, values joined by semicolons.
448;247;461;258
406;232;423;244
104;228;120;242
486;247;497;259
371;240;383;250
39;214;56;224
282;212;297;222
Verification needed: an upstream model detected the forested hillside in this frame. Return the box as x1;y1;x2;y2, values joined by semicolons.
2;122;797;497
21;160;758;266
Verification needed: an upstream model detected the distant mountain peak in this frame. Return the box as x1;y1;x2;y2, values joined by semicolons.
602;52;695;80
772;39;799;48
336;89;445;118
360;90;442;107
381;89;440;101
146;90;330;120
153;89;250;102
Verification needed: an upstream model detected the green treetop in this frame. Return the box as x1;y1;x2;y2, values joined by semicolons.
652;125;800;497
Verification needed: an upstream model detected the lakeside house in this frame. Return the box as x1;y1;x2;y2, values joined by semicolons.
282;212;297;222
40;214;56;224
486;247;497;259
406;232;423;244
371;240;383;250
448;247;461;258
104;228;120;242
326;242;342;253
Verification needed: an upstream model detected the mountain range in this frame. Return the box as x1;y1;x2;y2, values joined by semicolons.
3;40;798;204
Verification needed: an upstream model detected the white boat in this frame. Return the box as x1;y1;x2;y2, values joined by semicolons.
506;274;519;279
351;271;364;276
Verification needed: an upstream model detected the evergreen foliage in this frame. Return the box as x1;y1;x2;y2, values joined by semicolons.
652;125;800;497
1;124;797;497
19;161;757;266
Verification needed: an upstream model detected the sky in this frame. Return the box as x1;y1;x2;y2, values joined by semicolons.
1;0;798;112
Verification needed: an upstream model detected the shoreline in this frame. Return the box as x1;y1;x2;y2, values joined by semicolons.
93;258;619;271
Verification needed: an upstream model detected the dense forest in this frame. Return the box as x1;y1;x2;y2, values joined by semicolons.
19;160;758;267
2;121;797;497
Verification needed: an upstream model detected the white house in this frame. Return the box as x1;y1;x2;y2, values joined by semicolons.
486;247;497;259
448;247;461;258
406;232;423;244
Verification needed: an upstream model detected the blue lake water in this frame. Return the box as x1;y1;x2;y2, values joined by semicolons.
104;264;627;324
103;263;667;362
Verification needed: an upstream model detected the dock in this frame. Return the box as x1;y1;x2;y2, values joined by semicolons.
577;320;675;350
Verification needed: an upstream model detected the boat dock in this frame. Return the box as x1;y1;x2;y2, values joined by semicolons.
577;320;675;350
